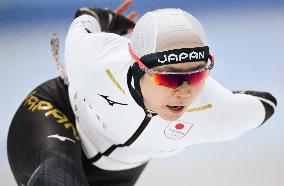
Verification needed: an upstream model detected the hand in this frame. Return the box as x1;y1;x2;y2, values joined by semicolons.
74;0;137;35
115;0;137;34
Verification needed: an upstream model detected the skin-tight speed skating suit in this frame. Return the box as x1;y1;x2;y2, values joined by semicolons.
7;9;277;186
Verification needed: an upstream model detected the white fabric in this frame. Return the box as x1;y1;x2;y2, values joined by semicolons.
65;12;265;171
131;8;208;60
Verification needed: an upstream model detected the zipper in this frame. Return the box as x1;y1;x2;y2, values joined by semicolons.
89;111;155;163
123;110;154;146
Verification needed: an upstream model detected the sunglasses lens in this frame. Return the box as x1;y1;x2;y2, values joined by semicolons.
150;70;209;89
151;74;180;89
185;70;209;87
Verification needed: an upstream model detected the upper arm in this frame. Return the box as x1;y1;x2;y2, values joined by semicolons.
65;15;103;65
200;77;276;136
64;15;130;93
67;14;101;36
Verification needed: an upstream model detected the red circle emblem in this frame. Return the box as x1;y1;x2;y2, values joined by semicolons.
175;123;184;130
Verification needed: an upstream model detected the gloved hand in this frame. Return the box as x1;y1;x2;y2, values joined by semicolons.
74;1;136;35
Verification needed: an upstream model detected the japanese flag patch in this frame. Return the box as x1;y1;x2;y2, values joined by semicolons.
164;120;193;140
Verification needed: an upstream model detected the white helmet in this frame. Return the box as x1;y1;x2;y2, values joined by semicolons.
130;8;208;62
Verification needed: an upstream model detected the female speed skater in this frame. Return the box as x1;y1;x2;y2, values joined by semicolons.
7;0;277;185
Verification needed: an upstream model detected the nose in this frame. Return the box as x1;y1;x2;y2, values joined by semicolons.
173;81;192;98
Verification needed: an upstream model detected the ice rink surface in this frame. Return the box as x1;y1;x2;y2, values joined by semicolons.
1;0;284;185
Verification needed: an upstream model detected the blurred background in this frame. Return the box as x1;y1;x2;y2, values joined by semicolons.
0;0;283;185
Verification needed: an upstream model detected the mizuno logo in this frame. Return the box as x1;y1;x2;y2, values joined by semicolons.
24;92;80;141
47;134;76;143
158;51;205;63
98;94;128;106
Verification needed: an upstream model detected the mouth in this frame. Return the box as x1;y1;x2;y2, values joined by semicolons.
166;105;186;114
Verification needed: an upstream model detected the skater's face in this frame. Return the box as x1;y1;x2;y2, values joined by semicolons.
140;61;206;121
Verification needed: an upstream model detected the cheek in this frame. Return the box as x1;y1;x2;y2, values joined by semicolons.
191;81;205;98
140;75;170;107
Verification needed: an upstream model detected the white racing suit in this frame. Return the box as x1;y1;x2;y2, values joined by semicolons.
65;15;276;171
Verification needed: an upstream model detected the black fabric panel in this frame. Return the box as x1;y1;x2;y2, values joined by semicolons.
127;66;145;109
7;77;85;186
74;8;135;35
8;77;149;186
259;99;275;125
243;91;277;106
21;146;89;186
82;152;148;186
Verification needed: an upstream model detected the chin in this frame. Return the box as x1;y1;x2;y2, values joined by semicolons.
158;112;183;121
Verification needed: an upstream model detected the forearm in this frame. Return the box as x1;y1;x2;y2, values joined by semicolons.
233;90;277;130
68;14;101;36
70;7;135;35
